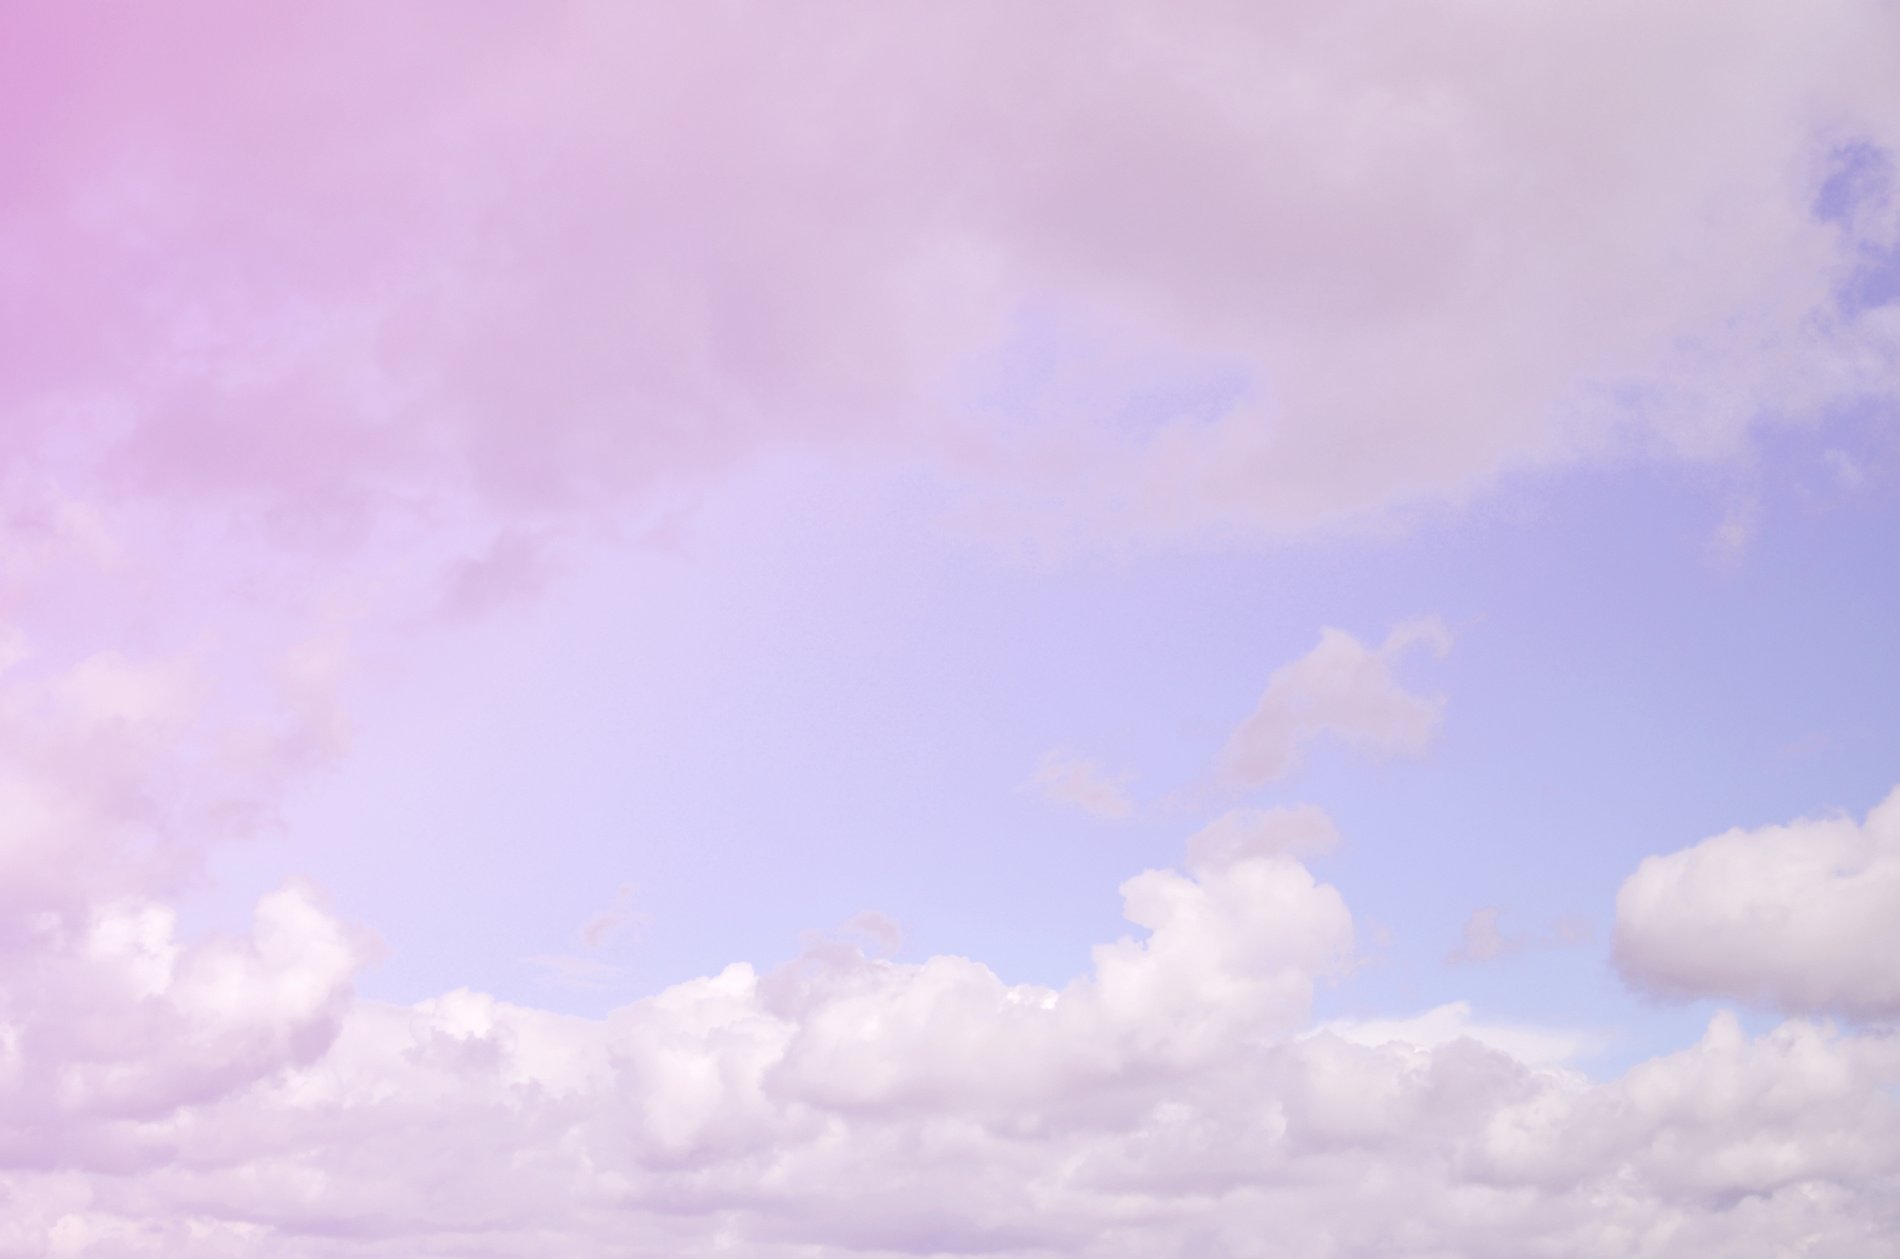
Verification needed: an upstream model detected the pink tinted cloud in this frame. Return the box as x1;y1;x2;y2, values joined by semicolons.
1447;905;1595;966
0;625;351;926
1031;749;1136;821
2;4;1897;551
1222;618;1451;788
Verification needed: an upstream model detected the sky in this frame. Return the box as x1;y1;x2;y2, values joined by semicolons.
3;3;1900;1256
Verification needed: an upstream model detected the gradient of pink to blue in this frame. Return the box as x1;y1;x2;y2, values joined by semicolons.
4;5;1900;1255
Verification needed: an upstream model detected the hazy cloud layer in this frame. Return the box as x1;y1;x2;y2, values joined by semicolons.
3;3;1898;550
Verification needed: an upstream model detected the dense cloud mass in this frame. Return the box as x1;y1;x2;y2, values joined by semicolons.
1;808;1899;1256
2;2;1899;1255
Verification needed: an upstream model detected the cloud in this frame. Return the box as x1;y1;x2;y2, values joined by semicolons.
840;909;905;957
1221;618;1451;788
1613;785;1900;1018
1;4;1896;555
579;884;643;951
437;527;561;622
526;885;648;989
1030;749;1135;820
1448;906;1594;966
1448;905;1530;965
1317;1000;1603;1067
3;818;1897;1256
525;952;622;992
1186;803;1341;871
0;7;1881;951
0;882;367;1172
0;630;355;923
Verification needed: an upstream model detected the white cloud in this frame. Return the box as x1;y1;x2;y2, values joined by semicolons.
1614;785;1900;1018
1;805;1896;1256
1222;618;1451;788
1317;1000;1602;1067
1031;749;1135;820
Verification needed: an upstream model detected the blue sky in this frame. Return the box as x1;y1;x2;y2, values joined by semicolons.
196;399;1900;1088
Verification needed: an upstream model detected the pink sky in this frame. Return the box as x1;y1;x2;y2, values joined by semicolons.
5;4;1900;1256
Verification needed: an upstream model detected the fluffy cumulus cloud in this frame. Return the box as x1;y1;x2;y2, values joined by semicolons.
1222;619;1451;788
1;816;1898;1256
0;886;365;1173
0;630;370;1189
1614;787;1900;1019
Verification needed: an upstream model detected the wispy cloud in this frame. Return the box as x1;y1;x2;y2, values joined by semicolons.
1447;906;1593;966
579;884;644;952
523;952;622;991
525;885;646;991
1030;749;1135;821
1222;618;1451;788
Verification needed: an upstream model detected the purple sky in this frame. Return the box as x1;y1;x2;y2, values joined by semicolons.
5;5;1900;1256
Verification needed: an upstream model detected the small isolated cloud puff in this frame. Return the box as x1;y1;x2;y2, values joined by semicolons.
1222;617;1451;789
1613;785;1900;1018
1030;749;1134;821
1449;906;1525;965
1447;906;1594;966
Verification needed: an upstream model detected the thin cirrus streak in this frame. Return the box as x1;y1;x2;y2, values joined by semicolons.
1;3;1899;1256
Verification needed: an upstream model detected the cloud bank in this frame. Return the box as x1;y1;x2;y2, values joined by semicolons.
2;803;1898;1256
